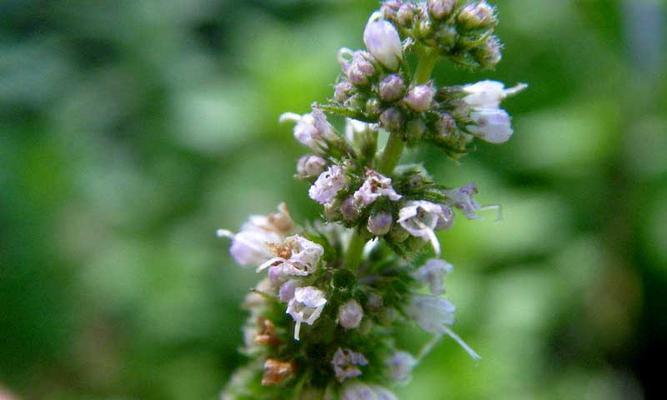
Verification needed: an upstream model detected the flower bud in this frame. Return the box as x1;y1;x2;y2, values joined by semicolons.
296;155;327;179
416;16;433;39
428;0;456;20
334;81;354;103
341;196;361;221
467;108;513;144
404;84;435;112
396;3;417;27
367;212;393;236
364;15;403;71
379;107;404;132
435;112;456;137
380;0;402;21
379;74;407;102
474;35;502;69
457;1;497;30
346;52;377;86
338;299;364;329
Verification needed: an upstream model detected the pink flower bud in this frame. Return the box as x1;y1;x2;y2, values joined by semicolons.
404;84;435;112
379;74;406;102
338;299;364;329
364;15;403;71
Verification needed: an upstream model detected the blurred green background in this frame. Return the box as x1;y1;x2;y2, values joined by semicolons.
1;0;665;399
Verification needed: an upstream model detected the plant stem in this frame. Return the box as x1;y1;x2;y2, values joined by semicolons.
413;48;438;85
345;50;439;271
344;229;369;270
377;132;405;175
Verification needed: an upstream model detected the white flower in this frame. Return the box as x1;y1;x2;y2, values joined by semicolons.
280;108;336;151
467;108;514;144
259;235;324;279
407;294;480;360
353;170;401;207
309;165;348;205
461;81;526;144
296;155;327;179
385;351;417;383
286;286;327;340
462;81;526;109
331;348;368;382
412;258;453;295
338;299;364;329
217;203;295;267
407;294;456;333
397;201;454;255
363;13;403;71
443;183;482;220
341;382;397;400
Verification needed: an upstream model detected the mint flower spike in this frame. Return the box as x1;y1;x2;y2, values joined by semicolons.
221;1;525;397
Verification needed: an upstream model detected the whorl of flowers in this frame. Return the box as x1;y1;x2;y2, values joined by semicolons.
220;1;525;398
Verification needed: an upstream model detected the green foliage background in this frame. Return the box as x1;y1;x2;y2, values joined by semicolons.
1;0;665;399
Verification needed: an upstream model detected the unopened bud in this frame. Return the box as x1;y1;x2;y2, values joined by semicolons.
416;17;433;39
367;212;393;236
435;113;456;137
338;299;364;329
379;107;404;132
347;51;377;86
379;74;407;102
341;196;361;221
397;3;417;27
334;81;354;103
380;0;402;21
474;36;502;69
404;84;435;112
457;1;497;30
297;155;327;179
364;15;403;71
428;0;456;20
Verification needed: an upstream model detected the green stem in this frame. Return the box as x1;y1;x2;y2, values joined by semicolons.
377;132;405;175
344;229;369;270
413;48;438;84
344;50;439;271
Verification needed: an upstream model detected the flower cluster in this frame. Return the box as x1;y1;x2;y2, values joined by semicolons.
220;1;524;399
